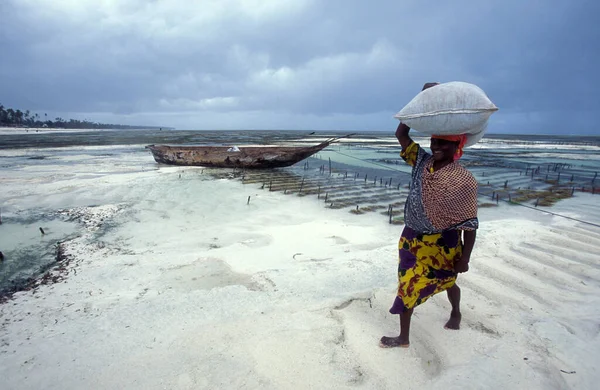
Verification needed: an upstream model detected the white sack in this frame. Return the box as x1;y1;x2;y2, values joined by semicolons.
464;122;487;148
394;81;498;136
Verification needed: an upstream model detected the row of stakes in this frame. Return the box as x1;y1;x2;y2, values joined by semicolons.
488;185;596;207
521;166;598;185
254;173;404;193
479;164;597;186
245;169;404;224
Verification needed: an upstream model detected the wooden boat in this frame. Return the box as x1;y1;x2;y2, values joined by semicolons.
145;135;352;169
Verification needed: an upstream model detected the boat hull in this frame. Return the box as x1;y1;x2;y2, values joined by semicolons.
145;143;329;169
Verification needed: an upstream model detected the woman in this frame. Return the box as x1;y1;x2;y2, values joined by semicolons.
380;82;479;348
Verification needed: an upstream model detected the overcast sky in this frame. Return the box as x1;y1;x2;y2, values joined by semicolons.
1;0;598;134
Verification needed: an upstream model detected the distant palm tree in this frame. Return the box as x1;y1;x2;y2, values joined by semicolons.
7;108;15;125
15;110;24;125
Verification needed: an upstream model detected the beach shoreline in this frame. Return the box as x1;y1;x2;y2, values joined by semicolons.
0;127;157;136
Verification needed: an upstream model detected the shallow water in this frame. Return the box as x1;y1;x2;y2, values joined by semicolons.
1;130;599;296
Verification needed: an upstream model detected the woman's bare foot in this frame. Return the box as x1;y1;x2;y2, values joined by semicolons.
444;311;461;330
379;336;410;348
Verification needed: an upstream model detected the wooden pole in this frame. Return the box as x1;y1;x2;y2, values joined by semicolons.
247;196;251;205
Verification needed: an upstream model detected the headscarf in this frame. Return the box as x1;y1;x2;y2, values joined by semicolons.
431;134;467;160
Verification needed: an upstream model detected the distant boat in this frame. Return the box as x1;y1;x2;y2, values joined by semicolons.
146;135;352;169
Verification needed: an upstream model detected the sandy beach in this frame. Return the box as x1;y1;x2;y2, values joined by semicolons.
1;144;599;390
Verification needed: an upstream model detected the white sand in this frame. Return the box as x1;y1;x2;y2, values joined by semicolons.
1;153;600;389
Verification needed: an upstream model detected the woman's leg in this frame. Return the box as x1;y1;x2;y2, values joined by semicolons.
444;284;462;329
380;308;413;347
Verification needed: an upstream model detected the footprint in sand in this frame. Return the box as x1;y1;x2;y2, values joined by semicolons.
469;321;501;338
161;258;259;292
328;235;349;245
239;234;273;248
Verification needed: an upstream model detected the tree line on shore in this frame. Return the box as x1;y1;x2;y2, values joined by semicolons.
0;103;169;130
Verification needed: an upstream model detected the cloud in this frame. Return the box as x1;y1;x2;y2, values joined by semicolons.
0;0;598;133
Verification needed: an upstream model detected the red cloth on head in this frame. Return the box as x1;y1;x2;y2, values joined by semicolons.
431;134;467;160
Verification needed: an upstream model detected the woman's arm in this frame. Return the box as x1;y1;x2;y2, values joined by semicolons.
395;122;412;150
462;230;476;262
455;230;476;273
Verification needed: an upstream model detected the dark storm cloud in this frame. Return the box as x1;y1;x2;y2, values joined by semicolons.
0;0;598;133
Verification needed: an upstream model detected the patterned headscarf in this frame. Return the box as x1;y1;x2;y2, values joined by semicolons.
431;134;468;160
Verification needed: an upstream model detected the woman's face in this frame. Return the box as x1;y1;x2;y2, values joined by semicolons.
430;138;458;162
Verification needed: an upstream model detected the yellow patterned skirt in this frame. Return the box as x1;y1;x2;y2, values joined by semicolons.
389;226;462;314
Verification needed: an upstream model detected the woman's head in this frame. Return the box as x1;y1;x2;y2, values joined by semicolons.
430;134;467;161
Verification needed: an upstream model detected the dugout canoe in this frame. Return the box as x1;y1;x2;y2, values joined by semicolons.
145;135;352;169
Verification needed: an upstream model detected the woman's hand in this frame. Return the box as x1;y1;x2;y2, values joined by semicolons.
395;122;411;147
454;257;469;273
422;82;440;91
